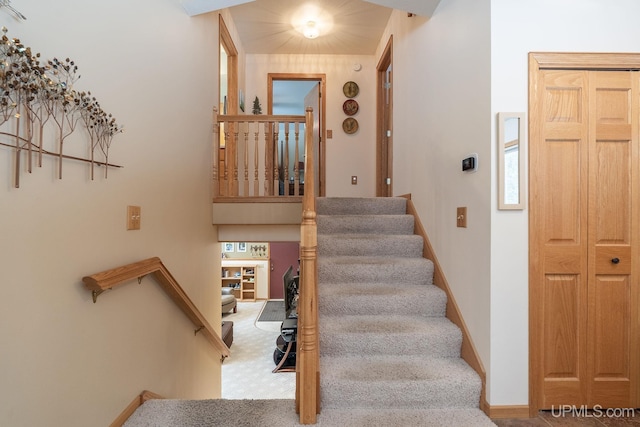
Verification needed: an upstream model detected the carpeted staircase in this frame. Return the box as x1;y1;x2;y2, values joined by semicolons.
314;197;494;426
123;197;496;427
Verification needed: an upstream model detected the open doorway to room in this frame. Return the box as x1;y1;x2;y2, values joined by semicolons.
268;74;326;197
220;241;299;399
376;36;393;196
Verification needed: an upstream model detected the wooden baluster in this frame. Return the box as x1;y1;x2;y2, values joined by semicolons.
273;122;280;196
264;121;271;196
222;124;229;197
243;122;249;197
284;122;290;196
253;122;260;196
231;125;239;196
294;121;300;196
212;108;219;199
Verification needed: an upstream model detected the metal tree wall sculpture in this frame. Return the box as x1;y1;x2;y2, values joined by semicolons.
0;27;123;188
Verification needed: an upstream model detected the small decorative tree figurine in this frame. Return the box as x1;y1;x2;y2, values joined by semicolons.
252;96;262;115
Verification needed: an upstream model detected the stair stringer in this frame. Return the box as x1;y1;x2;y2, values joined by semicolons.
402;194;489;416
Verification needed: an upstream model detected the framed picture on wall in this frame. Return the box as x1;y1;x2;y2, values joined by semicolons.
237;242;247;252
223;242;234;252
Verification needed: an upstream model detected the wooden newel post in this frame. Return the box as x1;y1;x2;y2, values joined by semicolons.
297;107;319;424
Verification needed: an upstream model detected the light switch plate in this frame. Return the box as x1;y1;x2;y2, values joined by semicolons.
457;207;467;228
127;206;141;230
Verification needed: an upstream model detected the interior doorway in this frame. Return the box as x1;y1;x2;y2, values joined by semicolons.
376;36;393;197
269;242;300;300
268;73;326;196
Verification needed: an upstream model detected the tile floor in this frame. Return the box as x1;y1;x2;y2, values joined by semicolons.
223;302;639;426
221;301;295;400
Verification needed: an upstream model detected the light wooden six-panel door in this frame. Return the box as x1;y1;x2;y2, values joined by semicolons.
530;55;640;414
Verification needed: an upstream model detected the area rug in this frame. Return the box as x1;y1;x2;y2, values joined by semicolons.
257;300;285;322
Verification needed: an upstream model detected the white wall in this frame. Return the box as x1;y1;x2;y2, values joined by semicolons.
244;54;377;197
490;0;640;406
376;0;493;400
0;2;223;425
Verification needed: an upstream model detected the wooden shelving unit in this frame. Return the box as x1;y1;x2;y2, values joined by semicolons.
241;266;256;301
221;264;257;301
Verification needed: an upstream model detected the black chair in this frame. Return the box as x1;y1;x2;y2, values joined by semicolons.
273;265;299;372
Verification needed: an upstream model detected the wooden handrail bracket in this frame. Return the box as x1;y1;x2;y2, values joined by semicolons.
82;257;230;359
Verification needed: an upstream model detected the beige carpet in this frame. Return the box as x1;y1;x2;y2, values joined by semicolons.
222;301;295;399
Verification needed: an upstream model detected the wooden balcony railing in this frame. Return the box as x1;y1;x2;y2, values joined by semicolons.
212;109;310;199
82;257;230;361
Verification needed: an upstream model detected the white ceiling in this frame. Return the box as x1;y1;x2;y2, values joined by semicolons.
181;0;441;55
228;0;392;55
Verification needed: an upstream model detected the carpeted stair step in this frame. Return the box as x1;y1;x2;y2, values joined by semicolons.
124;399;300;427
319;355;481;410
123;399;496;426
317;214;415;235
318;234;424;258
317;197;407;216
320;314;462;357
315;407;496;427
318;282;447;317
319;256;434;285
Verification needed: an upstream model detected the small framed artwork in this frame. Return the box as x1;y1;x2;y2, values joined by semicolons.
237;242;247;252
223;242;234;252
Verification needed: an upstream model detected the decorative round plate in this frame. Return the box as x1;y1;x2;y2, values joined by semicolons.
343;81;359;98
343;99;359;116
342;117;359;134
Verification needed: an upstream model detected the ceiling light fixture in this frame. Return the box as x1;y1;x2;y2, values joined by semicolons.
291;4;333;40
303;21;319;39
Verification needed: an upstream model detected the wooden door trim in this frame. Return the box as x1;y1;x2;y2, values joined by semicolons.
219;15;238;114
531;52;640;70
376;36;393;197
529;52;640;416
218;15;239;196
267;73;326;197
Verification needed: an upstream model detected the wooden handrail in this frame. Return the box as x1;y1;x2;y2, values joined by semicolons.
297;107;319;424
82;257;230;360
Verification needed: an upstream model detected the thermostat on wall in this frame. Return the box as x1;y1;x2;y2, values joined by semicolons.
462;153;478;172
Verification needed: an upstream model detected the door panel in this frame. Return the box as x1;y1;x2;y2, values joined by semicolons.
537;71;589;407
269;242;300;300
587;71;638;407
304;83;321;196
532;68;639;409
